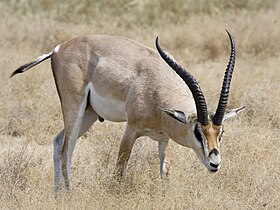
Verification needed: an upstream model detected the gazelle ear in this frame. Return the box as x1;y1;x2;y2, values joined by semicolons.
223;106;246;122
161;108;187;124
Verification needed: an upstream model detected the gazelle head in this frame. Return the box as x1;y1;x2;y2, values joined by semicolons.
156;31;245;173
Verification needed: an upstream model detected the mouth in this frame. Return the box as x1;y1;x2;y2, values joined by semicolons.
206;161;221;173
209;168;219;173
207;152;221;173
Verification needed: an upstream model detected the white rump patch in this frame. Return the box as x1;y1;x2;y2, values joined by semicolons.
54;44;61;53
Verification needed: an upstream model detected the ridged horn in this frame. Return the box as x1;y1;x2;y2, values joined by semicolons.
212;30;236;126
156;37;208;126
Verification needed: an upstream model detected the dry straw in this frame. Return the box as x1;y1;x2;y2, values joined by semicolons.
0;0;279;209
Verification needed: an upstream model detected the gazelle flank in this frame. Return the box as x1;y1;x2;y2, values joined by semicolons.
10;31;245;192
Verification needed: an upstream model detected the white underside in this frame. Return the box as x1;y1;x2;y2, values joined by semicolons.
88;83;126;122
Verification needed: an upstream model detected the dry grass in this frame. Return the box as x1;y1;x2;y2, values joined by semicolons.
0;0;280;209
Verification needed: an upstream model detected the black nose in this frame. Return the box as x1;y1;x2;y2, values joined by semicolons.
209;148;219;157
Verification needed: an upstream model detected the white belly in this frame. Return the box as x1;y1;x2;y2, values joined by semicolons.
88;83;127;122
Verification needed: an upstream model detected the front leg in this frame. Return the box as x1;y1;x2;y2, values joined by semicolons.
158;140;170;178
114;124;137;179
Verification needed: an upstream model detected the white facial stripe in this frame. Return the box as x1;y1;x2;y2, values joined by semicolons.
218;126;224;144
201;132;209;158
219;126;223;136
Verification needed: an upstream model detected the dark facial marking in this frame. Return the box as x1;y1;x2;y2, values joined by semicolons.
194;124;203;145
219;128;224;142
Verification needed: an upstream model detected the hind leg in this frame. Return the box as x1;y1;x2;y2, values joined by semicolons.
53;129;65;193
54;90;98;191
53;105;98;192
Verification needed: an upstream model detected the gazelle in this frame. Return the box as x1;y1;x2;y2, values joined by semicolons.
11;31;244;192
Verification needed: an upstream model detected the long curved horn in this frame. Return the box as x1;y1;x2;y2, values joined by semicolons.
156;37;208;126
212;30;236;126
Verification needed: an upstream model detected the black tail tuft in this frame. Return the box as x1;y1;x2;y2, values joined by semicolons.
10;61;37;78
10;52;52;78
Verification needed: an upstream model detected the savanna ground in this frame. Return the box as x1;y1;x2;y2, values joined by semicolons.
0;0;280;209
